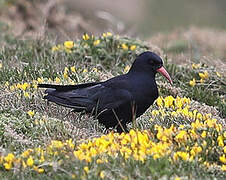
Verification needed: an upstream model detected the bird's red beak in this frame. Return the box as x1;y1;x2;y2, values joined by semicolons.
157;66;173;84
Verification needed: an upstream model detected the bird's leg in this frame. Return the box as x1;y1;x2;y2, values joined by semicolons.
92;99;102;119
112;109;127;133
116;122;128;133
131;101;137;129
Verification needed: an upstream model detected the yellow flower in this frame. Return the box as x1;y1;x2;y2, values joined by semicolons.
204;71;209;78
55;77;61;83
82;34;90;41
164;96;174;108
70;80;75;85
216;124;222;132
199;73;205;79
152;110;159;116
156;97;163;107
37;77;44;83
201;131;206;138
64;41;74;49
190;146;202;156
4;153;15;162
21;82;30;91
5;81;9;87
174;177;181;180
90;147;97;156
121;43;128;50
38;168;44;173
27;156;34;167
171;111;178;117
192;63;200;69
66;139;75;149
203;161;210;168
96;159;103;164
24;92;30;98
71;174;76;179
99;171;105;178
189;78;196;87
202;140;207;148
92;67;98;72
33;83;38;89
51;140;64;149
4;163;12;170
39;155;45;163
65;48;72;53
175;130;187;142
106;32;112;36
130;45;136;51
222;165;226;171
196;113;203;120
70;66;76;72
83;68;88;73
102;33;107;37
63;72;68;79
205;118;217;128
22;160;27;168
64;67;69;73
10;85;15;91
0;63;2;68
51;46;59;52
200;78;204;83
84;166;89;173
93;39;100;46
124;65;130;73
103;32;112;37
16;83;22;89
0;156;3;164
27;110;35;118
217;136;224;147
34;166;44;173
177;151;190;161
199;71;209;79
219;154;226;164
216;72;221;77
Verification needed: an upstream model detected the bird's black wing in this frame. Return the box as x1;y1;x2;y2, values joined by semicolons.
39;80;133;113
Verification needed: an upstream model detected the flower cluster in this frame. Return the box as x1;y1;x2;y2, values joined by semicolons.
0;110;225;174
4;80;38;99
189;63;222;87
189;70;209;87
74;130;171;163
3;65;101;100
51;33;141;56
152;96;214;123
151;96;225;171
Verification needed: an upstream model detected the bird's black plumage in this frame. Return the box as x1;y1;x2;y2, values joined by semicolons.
38;51;172;132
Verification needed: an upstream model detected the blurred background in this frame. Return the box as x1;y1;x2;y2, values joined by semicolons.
0;0;226;40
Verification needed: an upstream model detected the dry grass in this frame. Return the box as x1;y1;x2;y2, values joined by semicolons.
150;27;226;72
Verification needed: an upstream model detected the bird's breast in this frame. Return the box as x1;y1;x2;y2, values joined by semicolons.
129;77;158;117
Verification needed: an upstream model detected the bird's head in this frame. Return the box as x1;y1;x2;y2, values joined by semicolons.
130;51;172;84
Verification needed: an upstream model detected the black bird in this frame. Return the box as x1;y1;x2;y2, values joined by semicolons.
38;51;172;132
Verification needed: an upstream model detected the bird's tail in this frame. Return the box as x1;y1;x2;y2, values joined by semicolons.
38;82;99;91
38;83;98;111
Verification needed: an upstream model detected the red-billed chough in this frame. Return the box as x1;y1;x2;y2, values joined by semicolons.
38;51;172;132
